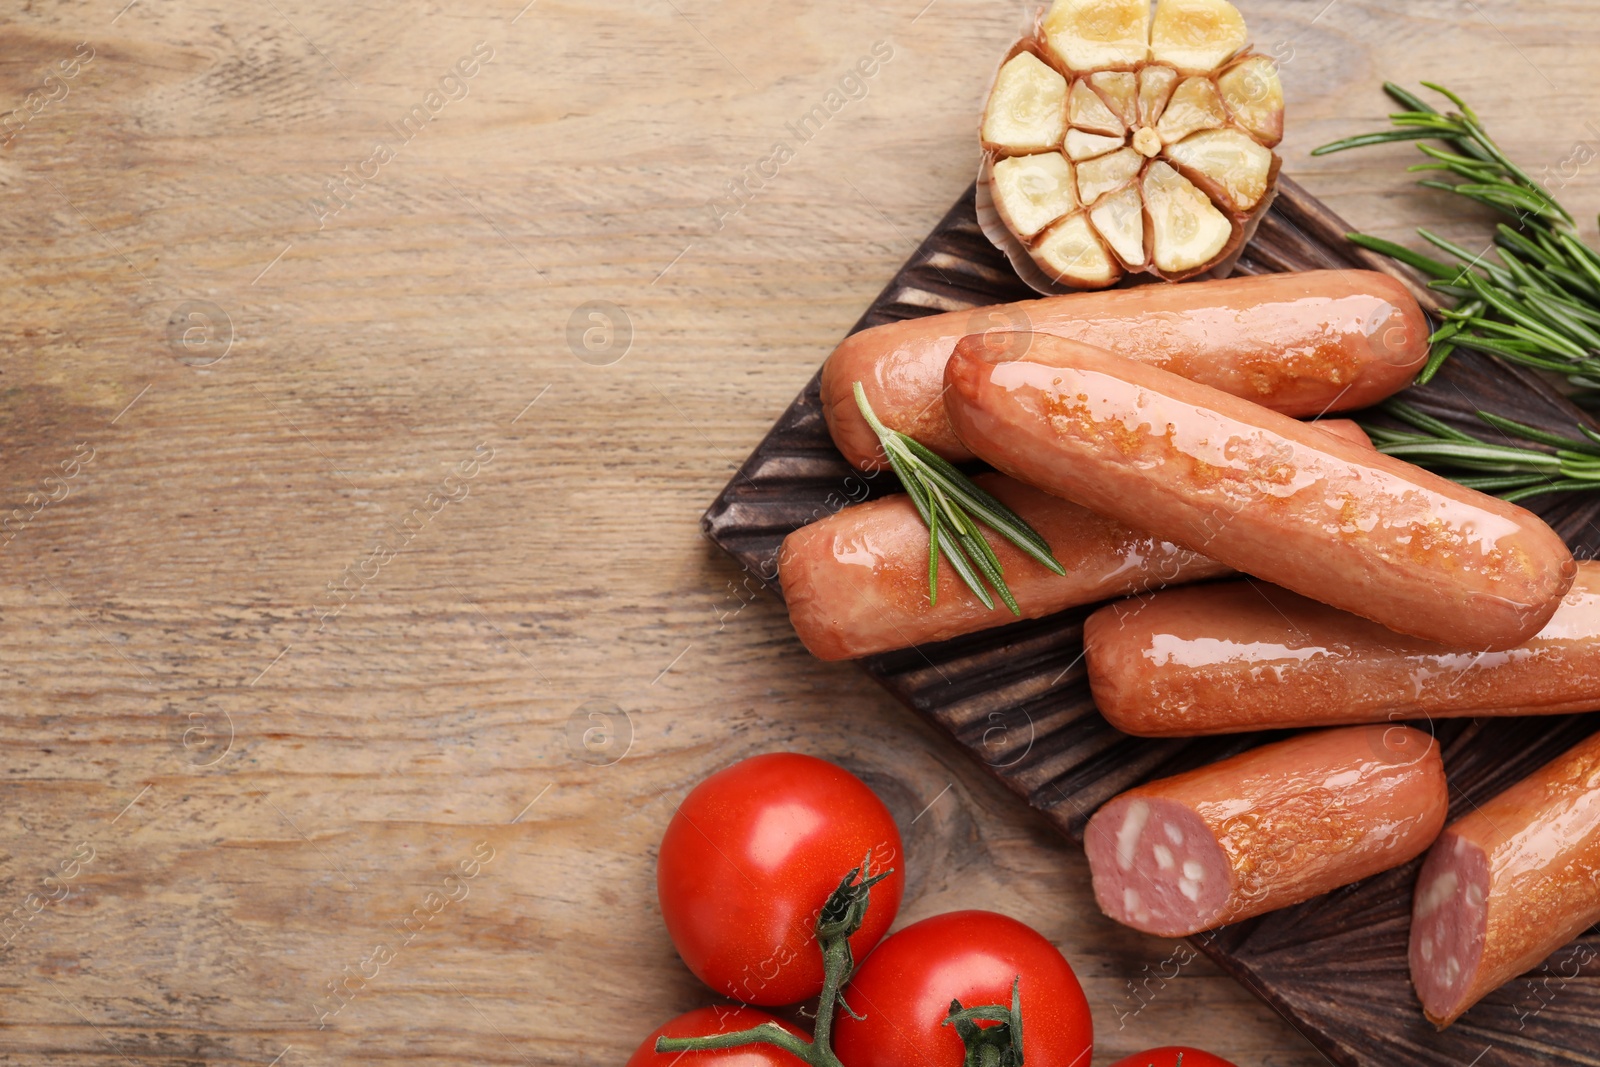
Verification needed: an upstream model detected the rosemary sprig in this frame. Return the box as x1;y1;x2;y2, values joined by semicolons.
853;382;1065;612
1315;82;1600;390
1362;400;1600;502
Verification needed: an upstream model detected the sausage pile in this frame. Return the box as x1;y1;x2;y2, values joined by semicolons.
778;267;1600;1028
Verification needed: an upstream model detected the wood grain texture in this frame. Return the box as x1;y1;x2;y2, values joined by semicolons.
0;1;1598;1065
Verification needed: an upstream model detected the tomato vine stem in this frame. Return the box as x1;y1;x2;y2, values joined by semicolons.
655;853;1028;1066
654;853;888;1067
945;977;1025;1067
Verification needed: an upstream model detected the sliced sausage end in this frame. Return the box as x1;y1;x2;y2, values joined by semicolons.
1409;830;1491;1028
1086;795;1231;937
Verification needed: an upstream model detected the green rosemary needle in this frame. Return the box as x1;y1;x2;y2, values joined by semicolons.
1362;400;1600;503
1315;82;1600;392
852;382;1065;613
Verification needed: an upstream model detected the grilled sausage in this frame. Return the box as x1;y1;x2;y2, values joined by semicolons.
1087;565;1600;736
823;269;1426;470
942;332;1575;649
1410;730;1600;1027
779;473;1231;660
1087;725;1447;937
779;419;1364;660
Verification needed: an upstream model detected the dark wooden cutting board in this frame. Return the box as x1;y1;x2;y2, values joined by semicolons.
700;176;1600;1066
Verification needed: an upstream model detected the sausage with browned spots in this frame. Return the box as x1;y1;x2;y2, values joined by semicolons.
1410;730;1600;1027
1086;565;1600;736
1086;725;1447;937
942;332;1575;649
822;269;1425;470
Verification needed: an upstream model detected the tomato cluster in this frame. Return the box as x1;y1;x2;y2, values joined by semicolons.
631;752;1237;1067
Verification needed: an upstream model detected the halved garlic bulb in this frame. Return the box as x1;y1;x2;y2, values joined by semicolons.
981;0;1283;290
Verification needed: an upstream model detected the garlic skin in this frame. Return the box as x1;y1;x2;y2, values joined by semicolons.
980;0;1284;290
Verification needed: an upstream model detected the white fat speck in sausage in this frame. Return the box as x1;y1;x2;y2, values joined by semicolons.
1409;729;1600;1027
1086;725;1447;937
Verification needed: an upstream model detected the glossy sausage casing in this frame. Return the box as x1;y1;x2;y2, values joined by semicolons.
1086;563;1600;736
1086;725;1447;938
1410;730;1600;1027
943;332;1575;650
823;269;1427;470
780;417;1367;661
779;474;1231;660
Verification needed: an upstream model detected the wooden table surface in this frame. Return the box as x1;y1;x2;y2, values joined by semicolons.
1;1;1597;1064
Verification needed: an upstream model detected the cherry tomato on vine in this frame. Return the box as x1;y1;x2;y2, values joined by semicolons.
832;910;1093;1067
657;752;905;1006
626;1006;808;1067
1105;1048;1239;1067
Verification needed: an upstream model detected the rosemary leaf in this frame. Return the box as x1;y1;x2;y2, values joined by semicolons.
1475;412;1600;457
1449;334;1582;372
1503;479;1600;503
897;436;1062;569
1383;81;1442;117
1345;233;1458;279
1415;229;1513;287
1416;340;1456;385
1495;224;1564;270
1453;473;1549;493
852;382;1065;614
1559;233;1600;293
1525;291;1600;351
1378;441;1559;473
1420;81;1480;124
1385;400;1479;443
1310;128;1438;154
1528;287;1600;328
936;526;995;611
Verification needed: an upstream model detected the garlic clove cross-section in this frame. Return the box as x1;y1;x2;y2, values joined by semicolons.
1164;128;1273;212
1066;128;1127;160
1089;71;1140;126
1035;213;1123;287
1090;185;1148;269
979;0;1283;291
1216;54;1284;147
1149;0;1247;72
1143;160;1232;273
1138;65;1179;127
1070;80;1126;136
1076;147;1143;204
1154;78;1227;145
1044;0;1150;71
983;51;1069;153
992;152;1080;238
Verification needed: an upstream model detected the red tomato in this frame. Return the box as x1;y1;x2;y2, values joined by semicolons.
658;753;905;1006
1105;1049;1238;1067
832;910;1093;1067
626;1006;808;1067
